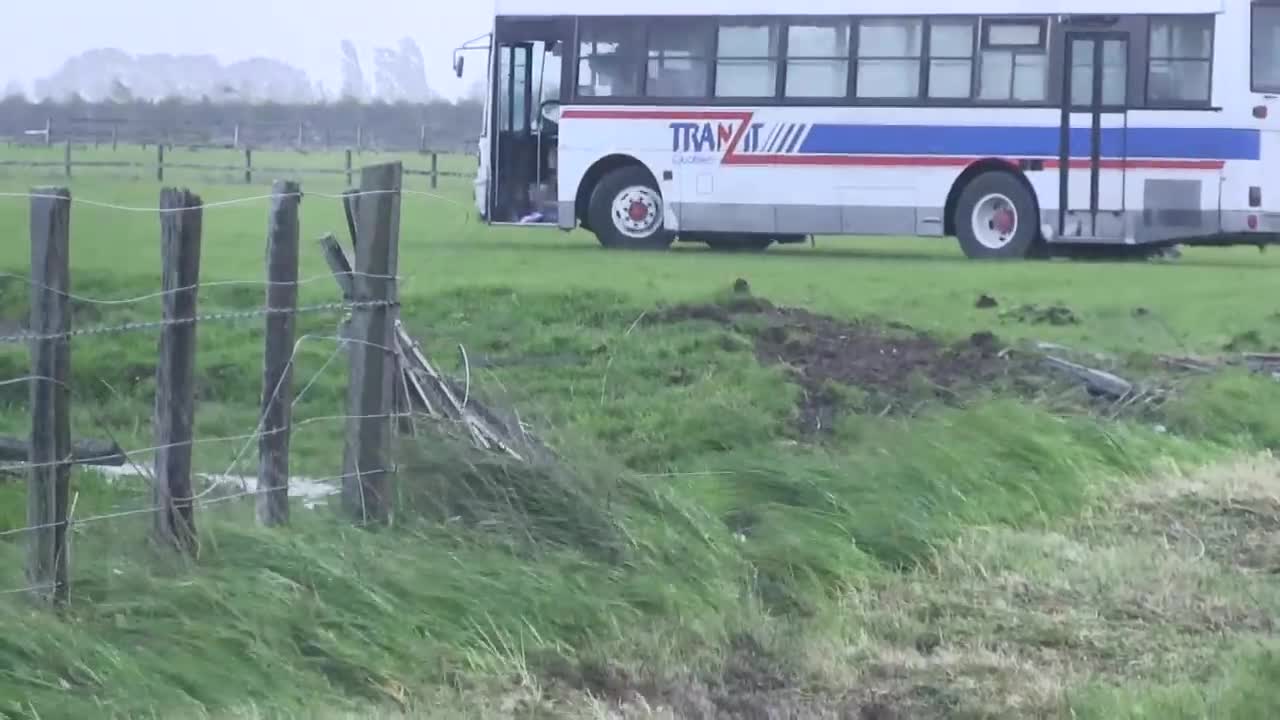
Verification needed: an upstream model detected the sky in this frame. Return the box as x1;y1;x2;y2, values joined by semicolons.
0;0;494;99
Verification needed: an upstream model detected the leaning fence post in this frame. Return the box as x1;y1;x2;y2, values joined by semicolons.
430;152;439;190
63;141;71;179
258;180;301;527
345;149;353;187
244;148;253;185
27;187;72;605
154;188;203;553
341;163;401;526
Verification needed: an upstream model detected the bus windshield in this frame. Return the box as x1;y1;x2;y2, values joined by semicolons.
1255;3;1280;92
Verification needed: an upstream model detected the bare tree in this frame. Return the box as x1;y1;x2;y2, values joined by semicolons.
340;40;367;101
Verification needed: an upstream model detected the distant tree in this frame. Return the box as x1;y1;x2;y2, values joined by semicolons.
109;78;133;103
2;80;24;100
396;38;433;102
340;40;366;101
373;47;400;101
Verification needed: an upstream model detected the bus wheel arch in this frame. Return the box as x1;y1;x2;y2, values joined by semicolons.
581;159;675;250
576;154;658;232
944;159;1040;236
945;160;1044;259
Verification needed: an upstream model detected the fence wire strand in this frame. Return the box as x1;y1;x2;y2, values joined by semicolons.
0;188;465;212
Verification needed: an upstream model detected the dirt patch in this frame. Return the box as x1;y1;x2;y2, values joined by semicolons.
999;303;1079;326
1119;494;1280;577
650;298;1040;432
539;634;921;720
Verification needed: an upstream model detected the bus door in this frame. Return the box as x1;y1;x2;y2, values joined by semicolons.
1058;32;1129;240
489;18;569;226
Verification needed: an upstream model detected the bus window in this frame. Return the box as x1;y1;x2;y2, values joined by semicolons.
978;19;1048;102
647;21;713;97
715;22;781;97
927;20;977;99
577;21;642;97
785;21;851;98
1147;16;1213;104
1255;4;1280;93
856;18;924;98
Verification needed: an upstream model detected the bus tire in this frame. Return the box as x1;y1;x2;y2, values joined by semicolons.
954;172;1041;260
587;166;675;250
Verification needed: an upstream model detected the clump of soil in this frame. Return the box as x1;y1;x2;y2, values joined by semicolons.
650;296;1040;433
975;294;999;309
1000;303;1079;326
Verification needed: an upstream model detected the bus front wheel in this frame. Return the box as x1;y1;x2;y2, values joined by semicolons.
588;167;676;250
954;172;1041;259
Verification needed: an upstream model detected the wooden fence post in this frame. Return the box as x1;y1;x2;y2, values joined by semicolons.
111;127;118;151
63;141;71;179
430;152;439;190
341;163;401;526
157;145;165;183
154;188;203;553
27;187;72;605
345;149;353;187
244;148;253;185
258;181;301;526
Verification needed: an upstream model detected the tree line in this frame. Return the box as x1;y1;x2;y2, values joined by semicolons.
0;95;484;153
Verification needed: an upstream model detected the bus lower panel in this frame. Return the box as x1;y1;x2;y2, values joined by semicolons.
665;201;1280;247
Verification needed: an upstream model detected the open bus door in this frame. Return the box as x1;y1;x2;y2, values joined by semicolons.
1057;22;1131;241
454;33;493;218
486;18;571;226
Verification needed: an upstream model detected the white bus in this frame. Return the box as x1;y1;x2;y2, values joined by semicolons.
455;1;1280;258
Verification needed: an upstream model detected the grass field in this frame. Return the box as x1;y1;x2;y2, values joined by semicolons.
1;149;1279;719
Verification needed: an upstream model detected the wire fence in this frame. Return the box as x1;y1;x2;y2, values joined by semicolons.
0;162;417;604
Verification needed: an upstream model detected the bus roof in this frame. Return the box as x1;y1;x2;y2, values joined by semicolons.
494;0;1224;17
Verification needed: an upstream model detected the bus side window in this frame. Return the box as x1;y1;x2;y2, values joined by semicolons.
1147;16;1213;105
1254;4;1280;93
577;21;642;97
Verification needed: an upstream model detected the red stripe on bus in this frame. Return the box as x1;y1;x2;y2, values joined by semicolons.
724;154;1225;170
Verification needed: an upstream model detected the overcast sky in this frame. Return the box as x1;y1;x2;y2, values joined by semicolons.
0;0;493;98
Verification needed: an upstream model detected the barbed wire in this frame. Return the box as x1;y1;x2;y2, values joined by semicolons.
0;188;467;212
0;270;399;307
0;298;396;344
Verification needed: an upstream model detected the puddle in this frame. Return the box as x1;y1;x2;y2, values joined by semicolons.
87;464;339;509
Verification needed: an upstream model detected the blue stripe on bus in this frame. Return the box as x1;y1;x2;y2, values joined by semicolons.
797;124;1261;160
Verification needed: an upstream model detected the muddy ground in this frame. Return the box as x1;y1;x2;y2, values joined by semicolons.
650;294;1049;433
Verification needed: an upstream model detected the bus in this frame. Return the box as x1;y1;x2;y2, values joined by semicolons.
455;1;1280;258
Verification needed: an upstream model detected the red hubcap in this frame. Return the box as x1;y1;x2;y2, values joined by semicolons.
992;207;1015;235
628;200;649;222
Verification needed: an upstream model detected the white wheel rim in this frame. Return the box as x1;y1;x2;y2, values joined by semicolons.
611;185;662;238
971;193;1019;250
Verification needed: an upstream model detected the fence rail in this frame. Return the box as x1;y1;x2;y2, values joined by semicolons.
0;143;472;188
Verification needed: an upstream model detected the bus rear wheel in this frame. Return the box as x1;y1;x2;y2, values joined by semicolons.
588;167;675;250
954;172;1041;259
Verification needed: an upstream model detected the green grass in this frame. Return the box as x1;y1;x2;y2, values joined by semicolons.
0;156;1278;718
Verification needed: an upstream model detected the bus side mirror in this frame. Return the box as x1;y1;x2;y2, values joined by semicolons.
453;55;465;78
